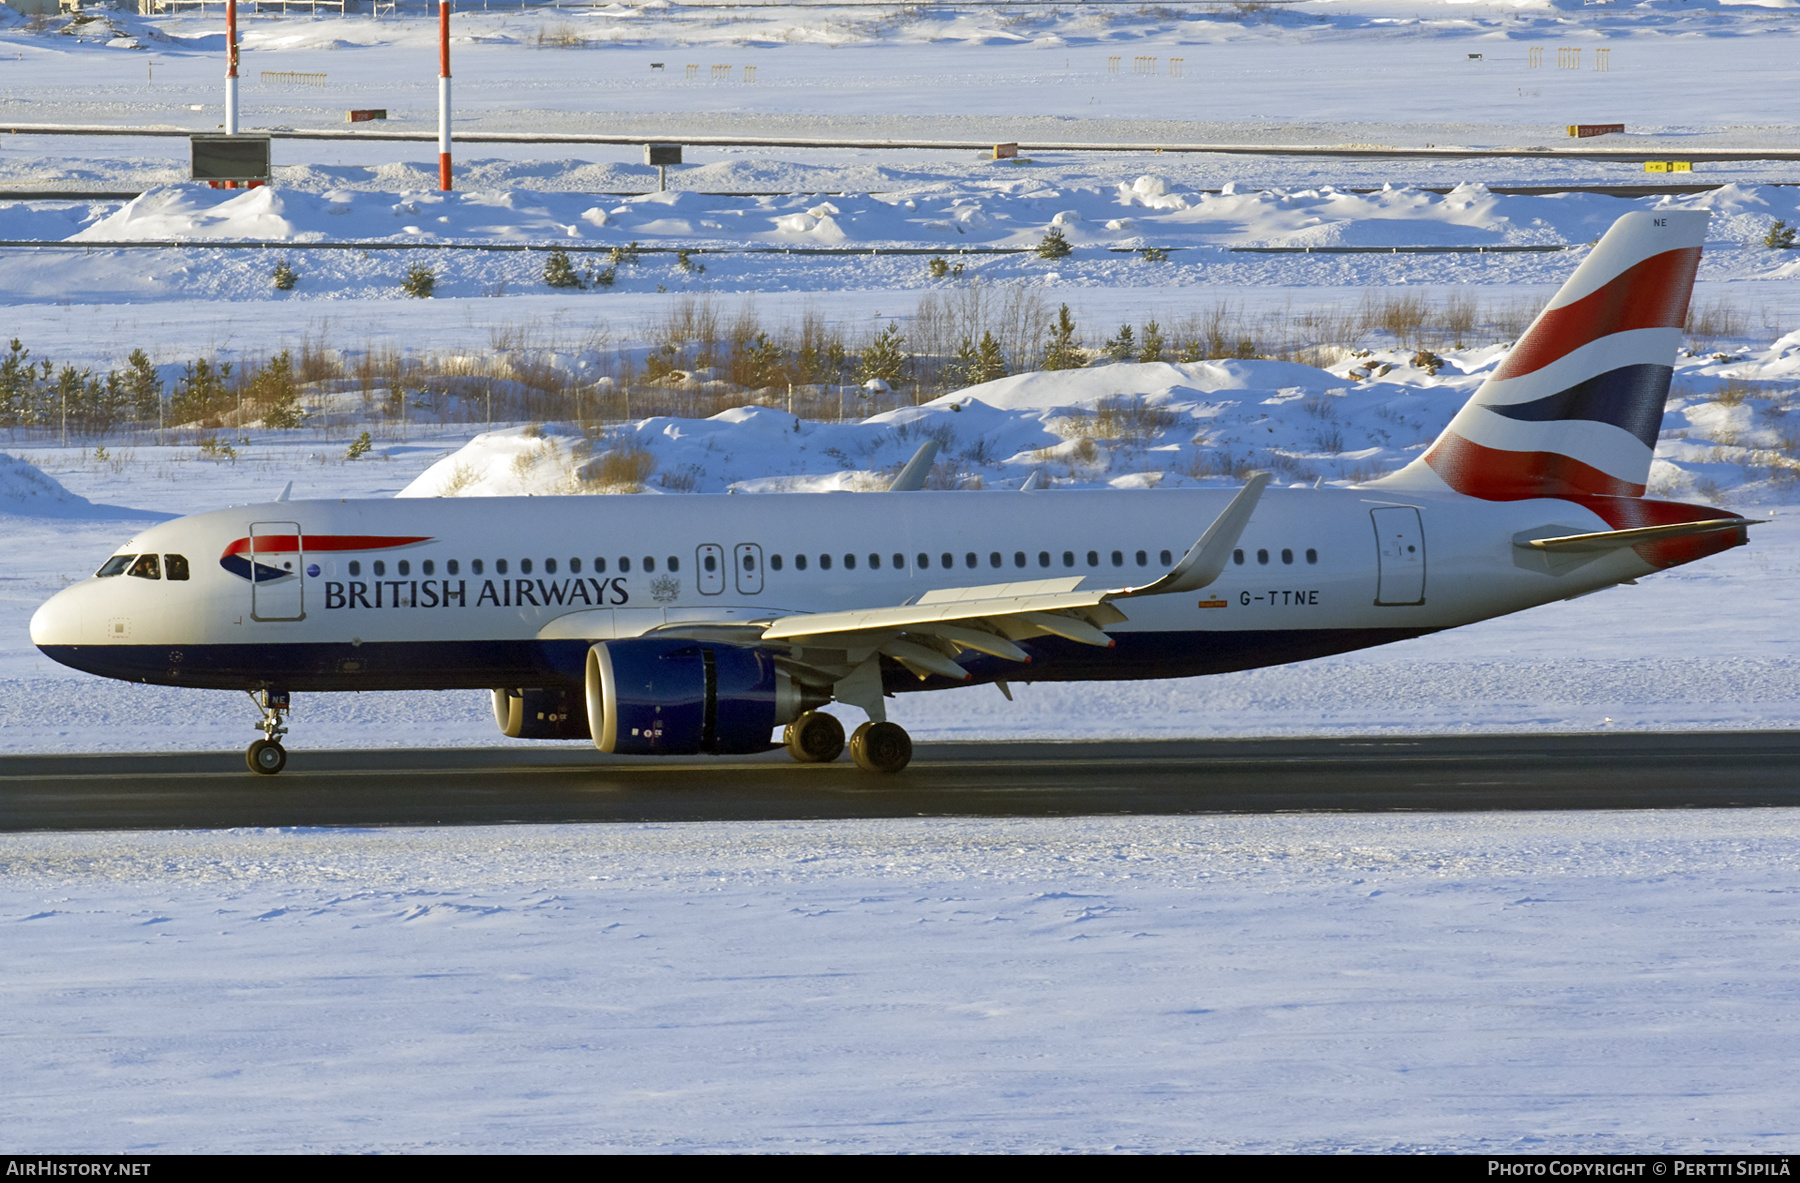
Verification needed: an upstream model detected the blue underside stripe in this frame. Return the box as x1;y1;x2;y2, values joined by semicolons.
1485;363;1672;449
38;630;1438;697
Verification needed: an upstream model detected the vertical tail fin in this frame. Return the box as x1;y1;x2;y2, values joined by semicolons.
1378;210;1707;499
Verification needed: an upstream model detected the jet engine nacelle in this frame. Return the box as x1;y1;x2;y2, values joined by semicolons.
584;638;820;755
492;686;590;740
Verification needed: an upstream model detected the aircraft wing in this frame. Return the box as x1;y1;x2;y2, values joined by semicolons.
753;474;1271;681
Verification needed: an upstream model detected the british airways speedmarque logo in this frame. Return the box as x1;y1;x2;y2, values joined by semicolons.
218;534;432;583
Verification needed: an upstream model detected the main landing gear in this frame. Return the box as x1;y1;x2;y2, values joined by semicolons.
246;688;290;775
783;710;912;774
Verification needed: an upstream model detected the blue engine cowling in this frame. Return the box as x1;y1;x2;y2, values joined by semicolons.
585;638;811;755
492;687;590;740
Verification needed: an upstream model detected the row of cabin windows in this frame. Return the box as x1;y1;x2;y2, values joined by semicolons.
331;546;1320;580
765;549;1179;573
95;554;190;581
344;556;678;578
1234;547;1319;566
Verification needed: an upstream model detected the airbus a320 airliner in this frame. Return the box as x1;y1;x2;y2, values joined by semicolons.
31;210;1751;774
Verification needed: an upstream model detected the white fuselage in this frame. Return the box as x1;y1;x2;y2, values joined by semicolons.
31;486;1667;696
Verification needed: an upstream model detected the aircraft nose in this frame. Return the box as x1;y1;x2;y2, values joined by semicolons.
30;586;82;648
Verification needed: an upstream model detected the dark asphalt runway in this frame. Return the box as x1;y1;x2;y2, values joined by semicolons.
3;731;1799;830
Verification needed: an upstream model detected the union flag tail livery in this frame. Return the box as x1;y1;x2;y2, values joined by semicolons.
1383;209;1706;502
30;211;1757;776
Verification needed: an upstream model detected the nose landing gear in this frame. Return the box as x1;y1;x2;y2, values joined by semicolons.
246;688;290;775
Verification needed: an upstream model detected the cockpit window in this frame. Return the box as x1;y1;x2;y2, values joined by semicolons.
164;554;190;581
127;554;161;580
96;555;132;578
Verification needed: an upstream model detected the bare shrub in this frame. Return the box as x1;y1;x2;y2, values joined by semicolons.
575;445;656;493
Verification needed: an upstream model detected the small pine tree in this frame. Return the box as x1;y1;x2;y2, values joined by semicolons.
1766;219;1797;250
124;348;162;421
402;265;436;298
272;259;298;290
1037;227;1072;260
1139;319;1166;364
926;256;949;279
608;241;642;267
857;322;909;385
675;248;705;275
346;430;374;460
1041;304;1084;371
974;331;1008;384
1104;324;1136;363
543;248;584;289
591;265;617;288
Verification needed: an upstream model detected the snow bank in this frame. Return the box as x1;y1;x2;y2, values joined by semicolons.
0;452;92;515
58;181;1800;254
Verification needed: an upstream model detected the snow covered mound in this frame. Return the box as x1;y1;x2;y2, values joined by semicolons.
398;337;1800;504
57;180;1800;254
0;452;92;515
944;359;1341;411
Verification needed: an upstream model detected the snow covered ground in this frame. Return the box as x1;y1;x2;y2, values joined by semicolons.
6;811;1800;1152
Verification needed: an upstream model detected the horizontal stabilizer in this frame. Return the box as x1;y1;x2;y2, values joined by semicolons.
1515;517;1759;553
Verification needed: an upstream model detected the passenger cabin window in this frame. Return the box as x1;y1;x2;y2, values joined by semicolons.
545;558;556;574
1282;549;1294;565
619;558;631;573
771;555;784;571
349;560;362;577
917;553;930;569
795;554;808;571
1160;550;1172;566
570;558;581;574
164;554;190;581
704;553;718;573
1111;551;1123;567
1136;550;1148;567
844;554;856;570
965;553;977;569
1257;549;1269;565
496;559;509;575
128;554;160;580
593;557;605;573
1039;551;1050;568
892;553;904;569
1086;551;1099;567
521;558;533;575
472;559;484;575
989;552;1002;568
96;555;132;578
644;557;656;573
819;554;832;570
398;560;411;576
941;553;953;569
669;557;680;573
375;560;387;577
1306;549;1318;564
1233;549;1244;565
1062;551;1074;568
868;553;881;570
1014;551;1026;568
423;559;435;576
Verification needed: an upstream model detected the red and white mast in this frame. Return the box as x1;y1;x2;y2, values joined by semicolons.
438;1;452;191
225;0;239;136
